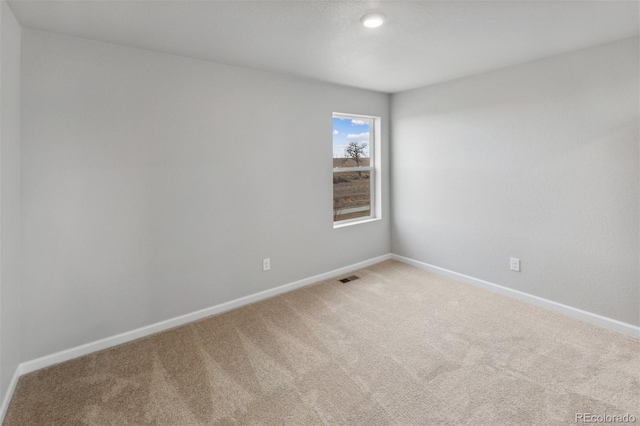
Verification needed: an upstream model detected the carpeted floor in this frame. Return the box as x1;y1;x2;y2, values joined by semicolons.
4;260;639;425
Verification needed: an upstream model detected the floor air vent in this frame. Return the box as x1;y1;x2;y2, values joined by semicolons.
339;275;360;283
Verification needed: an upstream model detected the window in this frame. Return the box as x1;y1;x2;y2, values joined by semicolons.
332;113;380;226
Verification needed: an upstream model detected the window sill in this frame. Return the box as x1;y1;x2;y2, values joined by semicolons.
333;217;381;229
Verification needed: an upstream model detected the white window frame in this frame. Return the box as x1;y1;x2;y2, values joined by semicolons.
332;112;382;228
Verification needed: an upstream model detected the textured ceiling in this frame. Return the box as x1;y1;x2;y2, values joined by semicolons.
8;0;640;93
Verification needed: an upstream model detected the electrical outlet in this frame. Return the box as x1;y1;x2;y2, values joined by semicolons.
262;258;271;272
510;258;520;272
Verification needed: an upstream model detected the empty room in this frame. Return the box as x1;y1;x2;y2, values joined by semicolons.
0;0;638;424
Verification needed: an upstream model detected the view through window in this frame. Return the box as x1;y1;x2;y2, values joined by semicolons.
332;114;375;223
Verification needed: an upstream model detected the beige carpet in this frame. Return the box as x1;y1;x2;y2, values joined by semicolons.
4;260;639;425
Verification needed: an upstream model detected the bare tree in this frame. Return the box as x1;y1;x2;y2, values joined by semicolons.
344;141;368;176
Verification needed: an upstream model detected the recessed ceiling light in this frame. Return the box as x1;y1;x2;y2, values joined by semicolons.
360;13;386;28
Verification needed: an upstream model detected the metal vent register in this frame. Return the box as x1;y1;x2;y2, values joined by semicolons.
338;275;360;283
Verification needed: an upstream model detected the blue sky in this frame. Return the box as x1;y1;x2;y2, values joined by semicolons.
332;117;370;158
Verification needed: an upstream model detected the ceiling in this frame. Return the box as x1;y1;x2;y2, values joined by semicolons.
8;0;640;93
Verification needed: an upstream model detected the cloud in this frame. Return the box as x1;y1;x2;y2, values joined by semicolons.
347;132;370;142
351;119;369;126
333;144;349;157
333;130;339;135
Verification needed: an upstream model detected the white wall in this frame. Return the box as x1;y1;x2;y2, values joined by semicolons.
391;37;639;326
15;24;639;366
0;0;22;401
20;30;390;361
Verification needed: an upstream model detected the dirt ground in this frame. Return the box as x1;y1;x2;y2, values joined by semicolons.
333;157;371;221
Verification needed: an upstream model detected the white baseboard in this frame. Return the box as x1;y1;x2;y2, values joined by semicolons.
0;364;23;423
18;254;392;377
391;254;640;338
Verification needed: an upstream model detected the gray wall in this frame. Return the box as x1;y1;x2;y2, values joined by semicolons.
14;27;640;364
21;30;390;361
0;0;22;400
391;37;639;326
